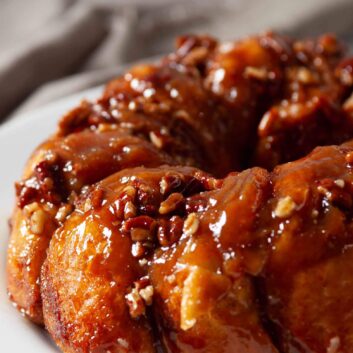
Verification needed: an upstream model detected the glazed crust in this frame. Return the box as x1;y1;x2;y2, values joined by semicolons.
41;166;277;353
262;142;353;352
42;144;353;353
7;31;353;353
7;128;174;322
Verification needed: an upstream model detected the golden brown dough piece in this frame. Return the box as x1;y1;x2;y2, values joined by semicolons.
42;166;277;353
174;33;353;168
260;143;353;352
42;143;353;353
7;128;174;323
7;31;353;353
149;167;277;353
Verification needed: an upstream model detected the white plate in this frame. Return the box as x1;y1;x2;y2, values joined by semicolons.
0;86;103;352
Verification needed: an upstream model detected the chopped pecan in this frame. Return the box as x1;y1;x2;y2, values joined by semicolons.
159;193;184;215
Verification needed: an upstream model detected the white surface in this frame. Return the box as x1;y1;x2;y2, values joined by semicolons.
0;86;102;352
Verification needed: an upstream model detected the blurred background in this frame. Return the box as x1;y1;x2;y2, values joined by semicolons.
1;0;353;123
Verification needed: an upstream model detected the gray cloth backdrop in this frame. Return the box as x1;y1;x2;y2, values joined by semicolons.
1;0;353;123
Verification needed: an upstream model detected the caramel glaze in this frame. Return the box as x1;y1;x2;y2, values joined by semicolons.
7;128;174;323
42;166;277;353
42;144;353;353
6;32;353;352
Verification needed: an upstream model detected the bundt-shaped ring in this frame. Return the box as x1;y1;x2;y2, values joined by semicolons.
7;32;353;352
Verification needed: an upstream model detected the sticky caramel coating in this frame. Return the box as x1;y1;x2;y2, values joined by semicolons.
191;33;353;168
260;142;353;352
42;143;353;353
7;128;174;323
41;210;157;353
149;168;277;353
41;166;277;353
7;31;353;352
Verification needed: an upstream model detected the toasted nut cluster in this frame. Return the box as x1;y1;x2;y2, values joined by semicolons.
23;202;41;217
123;216;157;257
160;174;184;195
111;175;217;255
113;186;138;220
159;193;184;214
16;156;65;208
185;194;209;213
157;216;184;246
125;287;145;319
125;277;154;319
23;202;51;235
136;184;161;215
